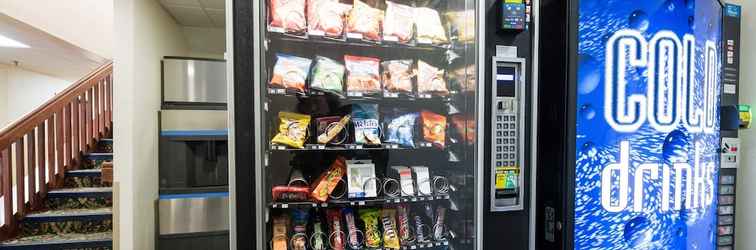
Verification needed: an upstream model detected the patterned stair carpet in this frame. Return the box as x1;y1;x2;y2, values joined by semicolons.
1;138;113;250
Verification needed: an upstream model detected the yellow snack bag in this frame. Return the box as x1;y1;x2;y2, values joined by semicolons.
272;112;311;149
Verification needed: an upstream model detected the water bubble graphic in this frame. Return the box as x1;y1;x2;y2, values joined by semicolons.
578;55;601;94
662;129;689;165
581;142;598;158
629;10;650;31
624;216;654;248
664;0;676;12
580;104;596;120
676;227;686;237
686;0;695;10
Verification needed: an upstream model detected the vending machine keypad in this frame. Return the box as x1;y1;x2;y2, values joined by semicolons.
490;57;526;212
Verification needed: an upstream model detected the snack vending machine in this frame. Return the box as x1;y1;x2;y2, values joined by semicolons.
229;0;534;249
537;0;723;250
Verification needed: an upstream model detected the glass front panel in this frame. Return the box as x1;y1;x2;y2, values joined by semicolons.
256;0;478;249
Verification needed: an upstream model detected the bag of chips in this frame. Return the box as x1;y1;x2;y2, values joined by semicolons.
382;60;414;94
291;209;309;250
272;214;290;250
310;56;346;94
396;204;413;244
270;54;312;93
414;7;448;45
346;0;383;41
272;186;310;202
383;1;414;43
269;0;307;34
271;112;311;149
383;109;417;148
307;0;351;38
312;212;327;250
311;156;347;202
433;206;447;241
345;55;382;94
421;111;446;149
343;208;361;248
451;114;476;144
359;208;382;248
327;209;345;250
381;209;401;249
352;104;381;145
445;10;475;43
417;60;449;95
316;116;350;145
449;64;476;93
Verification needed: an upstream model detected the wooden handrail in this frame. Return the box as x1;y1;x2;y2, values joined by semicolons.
0;62;112;146
0;61;113;240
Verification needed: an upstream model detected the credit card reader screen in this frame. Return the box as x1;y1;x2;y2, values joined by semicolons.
491;57;526;212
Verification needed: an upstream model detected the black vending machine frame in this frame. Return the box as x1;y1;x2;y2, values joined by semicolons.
231;0;256;249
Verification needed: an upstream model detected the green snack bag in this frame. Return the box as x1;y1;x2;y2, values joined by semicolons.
310;56;345;94
359;208;382;248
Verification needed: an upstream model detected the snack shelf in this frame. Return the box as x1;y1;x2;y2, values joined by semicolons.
401;240;450;249
269;142;445;152
270;194;451;209
266;88;456;103
267;33;452;53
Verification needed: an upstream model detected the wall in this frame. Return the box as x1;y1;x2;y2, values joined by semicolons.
0;0;113;59
0;64;71;128
0;65;7;126
113;0;189;249
729;1;755;250
183;26;226;60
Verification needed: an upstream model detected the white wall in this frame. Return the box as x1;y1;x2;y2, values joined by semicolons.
0;65;7;126
113;0;189;249
0;0;114;59
0;64;71;128
183;26;226;60
729;1;756;250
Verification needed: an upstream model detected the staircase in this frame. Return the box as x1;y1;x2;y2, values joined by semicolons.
0;63;113;249
1;139;113;249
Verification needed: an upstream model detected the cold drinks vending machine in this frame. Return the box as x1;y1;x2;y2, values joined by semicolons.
537;0;724;250
229;0;535;249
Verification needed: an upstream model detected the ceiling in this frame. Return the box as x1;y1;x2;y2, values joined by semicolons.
159;0;225;28
0;14;107;81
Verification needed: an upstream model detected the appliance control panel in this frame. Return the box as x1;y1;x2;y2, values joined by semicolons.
490;57;526;212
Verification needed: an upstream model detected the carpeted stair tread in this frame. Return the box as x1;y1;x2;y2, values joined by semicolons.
26;207;112;218
1;231;111;247
47;187;112;199
66;169;102;176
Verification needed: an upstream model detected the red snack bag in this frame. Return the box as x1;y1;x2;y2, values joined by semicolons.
307;0;351;38
327;209;345;250
269;0;307;33
345;55;382;93
272;186;311;202
421;110;447;149
451;114;476;144
346;0;383;41
311;157;347;202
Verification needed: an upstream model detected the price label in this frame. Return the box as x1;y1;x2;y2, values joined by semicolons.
282;204;289;208
269;26;285;33
383;36;399;42
358;201;366;206
347;33;364;40
385;92;399;98
309;30;325;37
411;198;417;202
347;92;364;97
417;38;432;44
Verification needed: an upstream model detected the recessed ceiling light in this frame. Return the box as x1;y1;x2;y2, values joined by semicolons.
0;34;29;48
